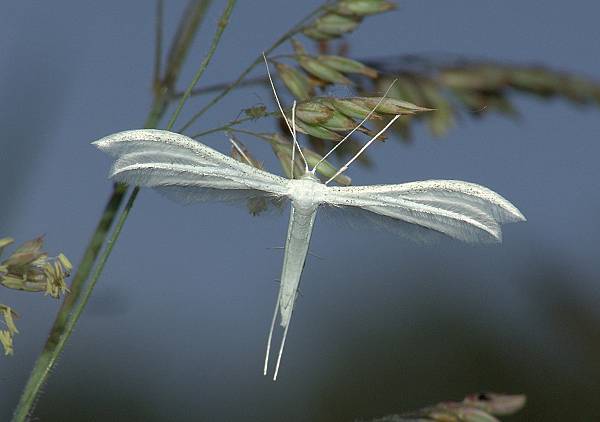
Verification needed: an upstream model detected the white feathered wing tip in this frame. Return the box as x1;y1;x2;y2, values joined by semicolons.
392;179;526;243
92;128;291;206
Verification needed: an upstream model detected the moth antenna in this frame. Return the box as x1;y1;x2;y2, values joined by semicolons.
325;114;402;184
291;100;309;175
263;53;294;135
312;79;398;175
264;296;281;376
262;54;308;174
273;316;292;381
290;102;296;178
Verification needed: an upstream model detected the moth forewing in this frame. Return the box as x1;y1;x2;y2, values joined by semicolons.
321;180;526;243
326;180;526;223
93;129;290;200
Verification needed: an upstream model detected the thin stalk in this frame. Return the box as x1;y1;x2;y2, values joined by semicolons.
81;3;238;330
173;75;267;98
167;0;237;130
153;0;164;89
78;4;238;375
10;1;227;419
10;96;165;422
178;4;326;133
10;189;134;421
162;0;213;91
191;110;279;138
230;127;280;143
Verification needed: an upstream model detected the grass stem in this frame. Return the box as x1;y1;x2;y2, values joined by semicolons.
191;110;279;138
9;0;240;419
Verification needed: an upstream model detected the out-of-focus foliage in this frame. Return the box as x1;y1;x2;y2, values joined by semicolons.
362;392;526;422
0;304;18;356
290;94;430;141
263;37;431;181
303;0;395;41
274;47;600;143
0;236;71;298
261;4;600;177
0;236;71;355
361;55;600;140
159;0;212;94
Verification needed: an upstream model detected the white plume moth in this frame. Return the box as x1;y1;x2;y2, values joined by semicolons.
93;62;525;380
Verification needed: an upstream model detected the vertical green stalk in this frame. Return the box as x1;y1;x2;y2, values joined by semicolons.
166;0;237;131
153;0;164;91
64;1;238;364
10;98;166;422
162;0;213;92
10;0;232;419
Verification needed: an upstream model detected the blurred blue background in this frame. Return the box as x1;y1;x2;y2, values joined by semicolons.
1;1;599;420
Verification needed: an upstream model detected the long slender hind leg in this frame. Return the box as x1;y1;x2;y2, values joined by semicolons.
273;316;292;381
264;296;280;376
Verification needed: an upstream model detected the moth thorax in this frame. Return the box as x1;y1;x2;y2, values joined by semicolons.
288;176;324;209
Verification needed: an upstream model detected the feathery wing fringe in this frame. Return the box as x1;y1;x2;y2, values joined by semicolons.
93;129;289;204
325;180;525;242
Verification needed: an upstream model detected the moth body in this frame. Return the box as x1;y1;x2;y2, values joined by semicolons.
277;201;317;328
94;128;525;381
286;171;327;208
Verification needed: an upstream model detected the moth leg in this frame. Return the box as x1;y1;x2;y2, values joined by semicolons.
264;294;281;376
273;309;292;381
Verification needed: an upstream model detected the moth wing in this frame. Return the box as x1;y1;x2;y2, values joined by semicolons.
93;129;289;205
322;180;525;243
